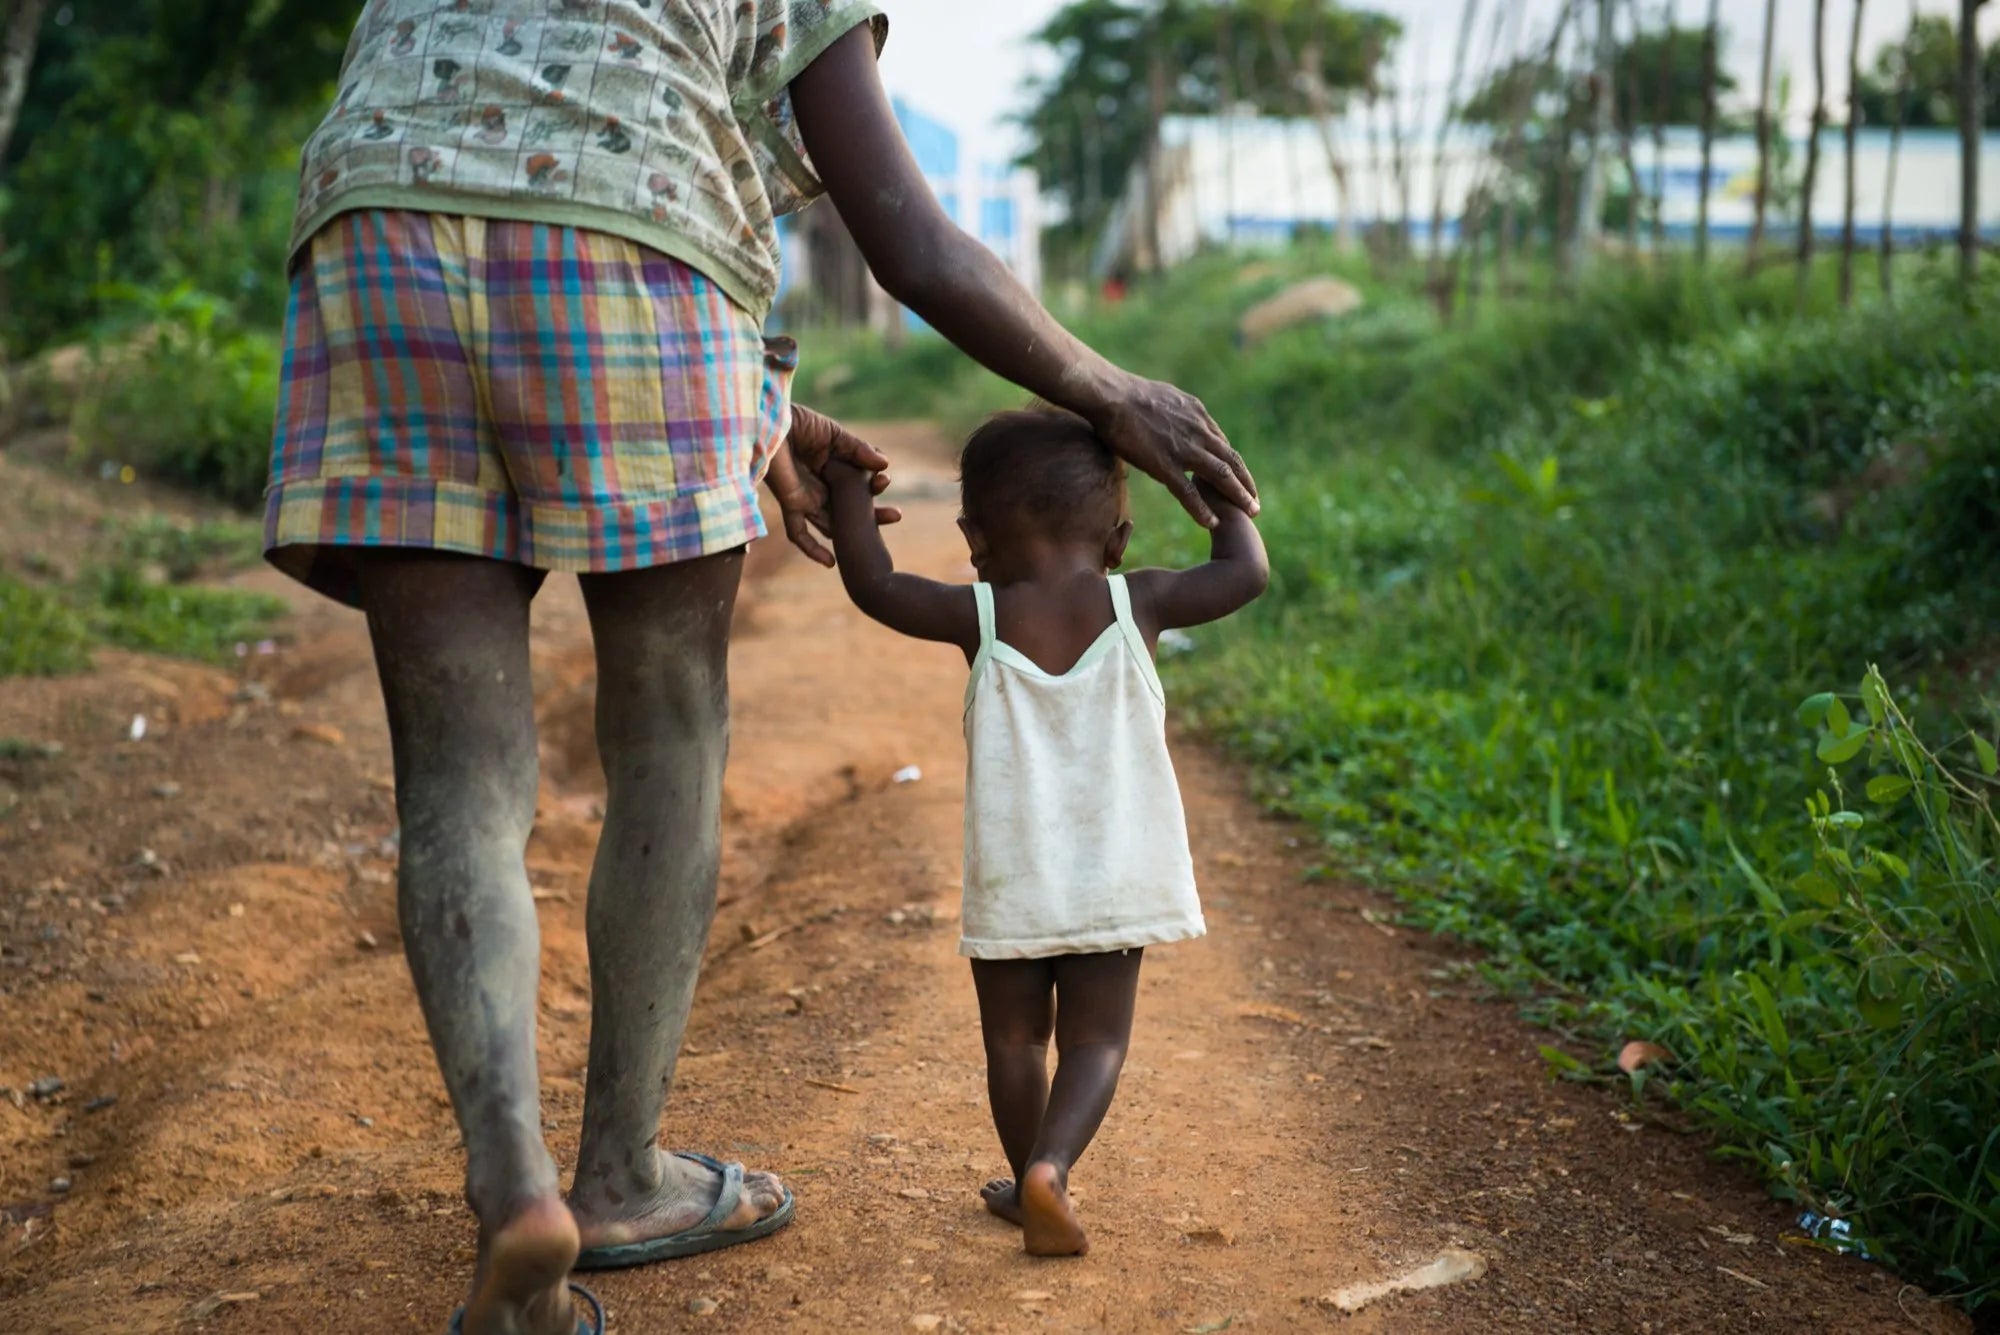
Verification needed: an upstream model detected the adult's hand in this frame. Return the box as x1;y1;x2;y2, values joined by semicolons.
1088;375;1259;530
766;405;900;568
793;29;1258;532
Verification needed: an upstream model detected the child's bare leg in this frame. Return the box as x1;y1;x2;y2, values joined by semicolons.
358;553;579;1335
969;959;1058;1225
1021;949;1144;1257
566;553;787;1246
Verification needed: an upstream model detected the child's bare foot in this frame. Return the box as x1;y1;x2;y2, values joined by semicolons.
1020;1161;1088;1257
980;1177;1025;1226
462;1195;582;1335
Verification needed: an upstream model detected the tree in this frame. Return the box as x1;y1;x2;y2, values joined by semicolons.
2;0;362;346
0;0;49;167
1854;12;2000;128
1016;0;1399;264
1459;18;1737;130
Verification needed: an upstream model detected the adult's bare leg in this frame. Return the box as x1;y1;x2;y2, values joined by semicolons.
567;551;787;1251
358;551;578;1335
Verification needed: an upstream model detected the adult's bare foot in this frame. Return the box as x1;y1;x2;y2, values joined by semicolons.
1020;1161;1088;1257
461;1195;582;1335
570;1147;787;1253
980;1177;1025;1227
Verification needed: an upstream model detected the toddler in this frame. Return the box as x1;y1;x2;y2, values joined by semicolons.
822;408;1267;1256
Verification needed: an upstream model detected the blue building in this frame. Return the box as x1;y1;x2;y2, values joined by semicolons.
773;96;1039;330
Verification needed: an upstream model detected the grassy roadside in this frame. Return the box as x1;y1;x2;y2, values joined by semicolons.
795;248;2000;1308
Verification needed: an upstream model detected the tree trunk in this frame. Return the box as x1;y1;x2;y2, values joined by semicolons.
1797;0;1827;308
1216;14;1239;253
1568;0;1616;284
1144;37;1167;275
1881;2;1915;300
1959;0;1983;288
1618;0;1645;260
0;0;50;167
1269;22;1358;253
1652;0;1678;259
1696;0;1721;264
1748;0;1780;273
1841;0;1866;306
1430;0;1484;295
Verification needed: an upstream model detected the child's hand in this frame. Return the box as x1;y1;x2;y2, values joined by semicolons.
766;440;900;568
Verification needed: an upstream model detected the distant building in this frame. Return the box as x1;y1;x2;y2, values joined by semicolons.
1094;115;2000;276
774;96;1040;331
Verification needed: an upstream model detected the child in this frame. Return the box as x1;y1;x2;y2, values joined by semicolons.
821;407;1268;1257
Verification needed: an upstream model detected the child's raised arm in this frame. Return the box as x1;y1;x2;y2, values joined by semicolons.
825;460;980;655
1128;481;1269;637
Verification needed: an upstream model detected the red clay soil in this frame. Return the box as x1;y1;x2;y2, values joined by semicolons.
0;425;1967;1334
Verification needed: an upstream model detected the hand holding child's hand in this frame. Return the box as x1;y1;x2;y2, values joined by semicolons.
767;406;901;567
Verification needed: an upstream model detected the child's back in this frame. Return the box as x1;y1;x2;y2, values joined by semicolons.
960;572;1201;959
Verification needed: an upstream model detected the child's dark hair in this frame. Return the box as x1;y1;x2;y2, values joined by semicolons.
959;407;1125;537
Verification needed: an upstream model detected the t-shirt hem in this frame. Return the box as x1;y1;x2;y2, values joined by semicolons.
286;190;771;320
957;915;1207;961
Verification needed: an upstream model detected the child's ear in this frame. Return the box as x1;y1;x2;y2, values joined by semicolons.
958;516;989;566
1104;520;1133;571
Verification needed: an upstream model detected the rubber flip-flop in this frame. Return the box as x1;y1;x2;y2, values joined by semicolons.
573;1151;795;1271
447;1282;604;1334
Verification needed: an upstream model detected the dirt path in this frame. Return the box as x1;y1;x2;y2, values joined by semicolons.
0;425;1964;1334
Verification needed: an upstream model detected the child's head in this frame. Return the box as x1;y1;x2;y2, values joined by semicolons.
958;408;1130;579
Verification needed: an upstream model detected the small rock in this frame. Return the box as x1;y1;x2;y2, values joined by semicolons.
909;1318;943;1332
68;1152;97;1168
50;1177;71;1194
355;1115;375;1128
152;783;182;800
892;765;923;785
128;715;148;743
1014;1289;1053;1302
356;931;379;951
897;1187;931;1201
293;723;346;748
83;1094;118;1114
866;1133;898;1147
228;903;246;919
173;952;202;966
687;1297;720;1316
28;1077;64;1100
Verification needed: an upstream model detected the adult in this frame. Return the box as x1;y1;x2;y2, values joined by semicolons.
265;4;1256;1332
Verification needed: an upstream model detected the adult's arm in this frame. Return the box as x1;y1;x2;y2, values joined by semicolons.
790;27;1259;529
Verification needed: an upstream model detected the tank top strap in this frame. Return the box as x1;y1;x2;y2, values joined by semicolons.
965;583;997;716
1109;575;1161;688
973;582;997;651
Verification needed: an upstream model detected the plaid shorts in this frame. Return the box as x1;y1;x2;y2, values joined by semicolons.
264;210;794;607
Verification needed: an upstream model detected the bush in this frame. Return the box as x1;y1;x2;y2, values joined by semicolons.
70;284;281;510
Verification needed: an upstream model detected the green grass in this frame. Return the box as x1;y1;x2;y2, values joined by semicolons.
1;514;281;677
800;246;2000;1308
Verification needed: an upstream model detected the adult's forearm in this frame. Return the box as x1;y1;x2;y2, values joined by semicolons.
872;225;1124;424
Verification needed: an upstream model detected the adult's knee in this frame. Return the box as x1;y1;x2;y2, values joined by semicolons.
594;648;731;786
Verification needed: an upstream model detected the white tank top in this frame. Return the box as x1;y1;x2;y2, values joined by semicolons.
958;575;1206;960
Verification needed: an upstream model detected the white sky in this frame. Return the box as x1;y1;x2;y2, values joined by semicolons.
877;0;2000;168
